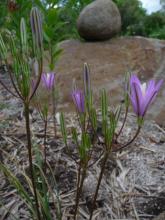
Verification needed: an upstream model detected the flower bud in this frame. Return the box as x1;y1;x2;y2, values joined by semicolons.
30;7;43;53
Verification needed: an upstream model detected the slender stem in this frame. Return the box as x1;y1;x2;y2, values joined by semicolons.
116;106;128;140
88;110;101;145
114;126;141;152
50;41;54;69
65;143;79;165
24;102;41;220
0;78;19;98
74;164;87;220
5;61;23;100
30;59;43;100
89;152;109;220
43;119;48;173
74;163;81;219
52;88;57;138
88;149;104;168
76;109;85;134
77;163;82;195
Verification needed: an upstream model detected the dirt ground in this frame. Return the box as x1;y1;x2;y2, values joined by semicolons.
0;64;165;220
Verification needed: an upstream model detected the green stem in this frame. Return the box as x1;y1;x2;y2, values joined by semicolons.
30;58;43;100
116;106;128;140
74;163;87;220
73;164;81;219
0;78;19;98
43;119;48;173
24;102;41;220
114;126;141;152
52;88;57;138
5;61;23;100
89;152;109;220
88;110;101;145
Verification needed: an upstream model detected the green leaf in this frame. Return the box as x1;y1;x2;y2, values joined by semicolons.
30;7;43;56
72;127;79;145
106;111;117;148
60;112;67;146
9;35;18;58
44;26;54;40
47;8;59;25
0;34;7;60
20;60;30;98
41;104;48;119
20;18;28;55
86;90;93;112
101;89;108;136
114;105;121;123
101;89;108;121
124;71;131;108
79;132;91;160
52;47;63;60
90;108;97;131
0;163;37;218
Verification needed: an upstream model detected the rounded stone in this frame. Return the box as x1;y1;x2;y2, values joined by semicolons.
77;0;121;41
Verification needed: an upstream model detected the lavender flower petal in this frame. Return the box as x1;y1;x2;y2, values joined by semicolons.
132;82;143;116
72;90;85;113
155;79;164;91
41;72;55;90
130;75;163;118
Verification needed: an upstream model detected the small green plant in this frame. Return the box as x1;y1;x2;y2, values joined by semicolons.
60;64;163;220
0;7;61;220
0;4;164;220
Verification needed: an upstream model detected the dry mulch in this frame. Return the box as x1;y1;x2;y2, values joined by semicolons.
0;66;165;220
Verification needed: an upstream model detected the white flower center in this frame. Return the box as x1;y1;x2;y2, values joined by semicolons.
46;73;51;80
141;83;147;96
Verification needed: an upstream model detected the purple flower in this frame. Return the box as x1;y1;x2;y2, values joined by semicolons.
41;73;55;90
130;74;163;117
72;90;85;113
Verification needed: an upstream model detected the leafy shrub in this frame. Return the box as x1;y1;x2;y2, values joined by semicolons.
144;11;165;39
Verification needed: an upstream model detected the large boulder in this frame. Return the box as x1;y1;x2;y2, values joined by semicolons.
51;37;165;125
77;0;121;41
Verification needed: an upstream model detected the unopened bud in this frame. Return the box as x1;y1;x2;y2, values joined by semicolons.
30;7;43;52
83;62;91;96
20;18;28;54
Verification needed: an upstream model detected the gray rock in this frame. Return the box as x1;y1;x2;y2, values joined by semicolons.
77;0;121;41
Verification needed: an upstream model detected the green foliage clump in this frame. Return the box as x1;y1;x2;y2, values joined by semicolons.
144;11;165;39
0;0;165;42
0;0;94;41
113;0;165;39
113;0;146;35
55;0;94;39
